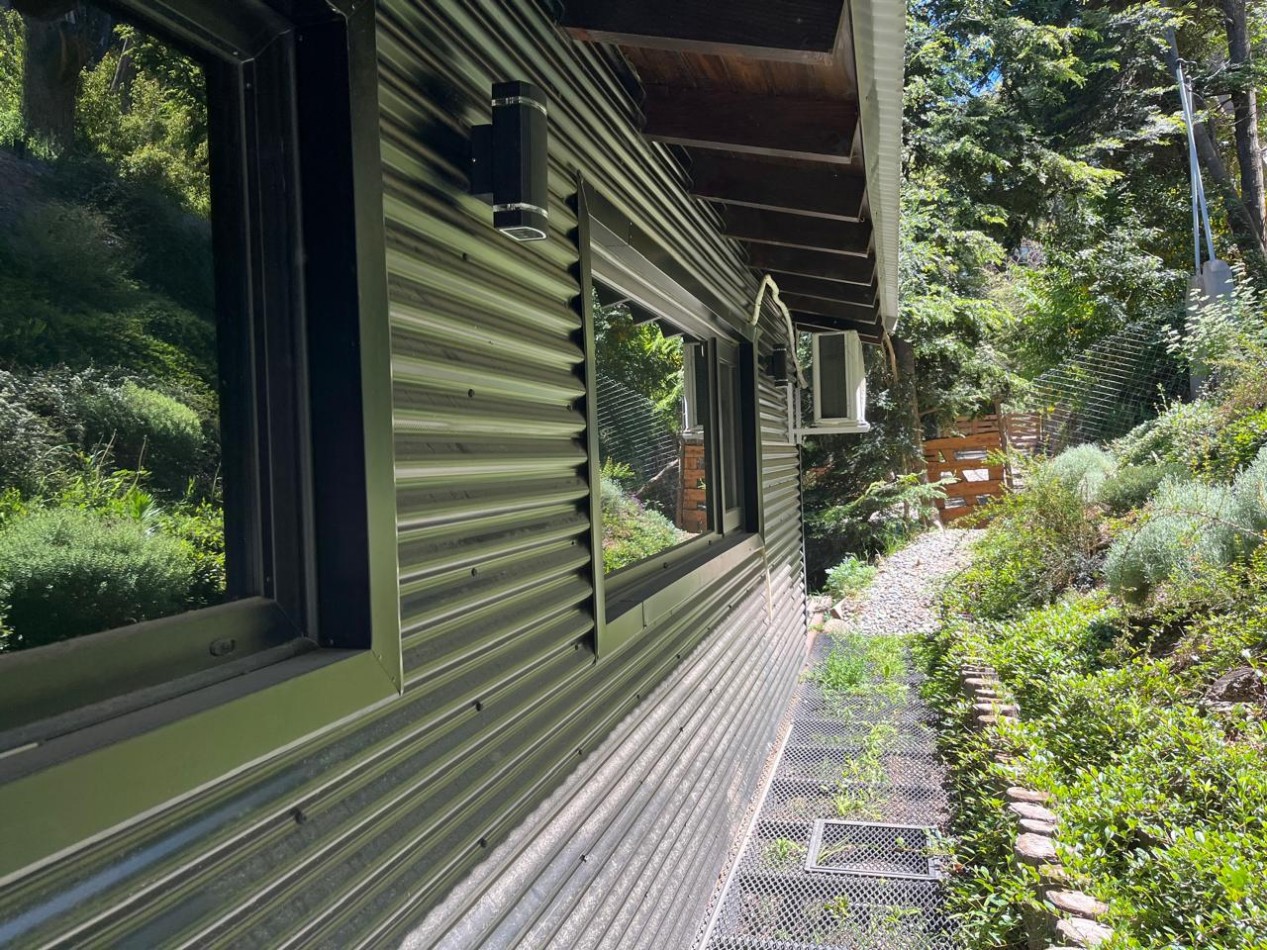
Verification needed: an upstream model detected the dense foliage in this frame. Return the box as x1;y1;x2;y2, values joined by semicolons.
804;0;1267;580
0;10;222;650
924;286;1267;946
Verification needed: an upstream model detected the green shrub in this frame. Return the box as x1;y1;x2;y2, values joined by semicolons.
600;477;685;574
1112;400;1218;467
74;380;204;493
1095;462;1183;515
0;507;197;651
1047;702;1267;947
942;467;1099;620
155;498;225;607
0;10;21;148
1233;446;1267;535
1105;478;1249;602
1191;404;1267;483
4;200;135;309
1045;443;1116;502
824;555;877;600
0;370;66;495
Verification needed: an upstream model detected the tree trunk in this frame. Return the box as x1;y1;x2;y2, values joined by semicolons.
15;2;91;155
1221;0;1266;245
891;335;925;477
1196;115;1267;266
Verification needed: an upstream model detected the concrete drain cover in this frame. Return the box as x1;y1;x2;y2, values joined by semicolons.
805;820;947;881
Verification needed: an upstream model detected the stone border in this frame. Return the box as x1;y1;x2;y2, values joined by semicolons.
958;665;1114;949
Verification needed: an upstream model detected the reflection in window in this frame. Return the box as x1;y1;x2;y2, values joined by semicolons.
0;4;223;651
594;295;710;574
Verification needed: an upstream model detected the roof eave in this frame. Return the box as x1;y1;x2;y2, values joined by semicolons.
851;0;905;334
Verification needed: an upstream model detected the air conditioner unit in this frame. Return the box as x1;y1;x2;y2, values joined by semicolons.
809;330;869;433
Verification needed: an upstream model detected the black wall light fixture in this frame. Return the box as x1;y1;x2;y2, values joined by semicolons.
768;345;790;385
470;81;550;241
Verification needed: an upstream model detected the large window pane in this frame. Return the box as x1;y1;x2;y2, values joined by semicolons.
594;295;710;574
0;5;224;652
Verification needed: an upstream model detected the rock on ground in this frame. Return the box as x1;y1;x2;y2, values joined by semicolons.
828;528;983;637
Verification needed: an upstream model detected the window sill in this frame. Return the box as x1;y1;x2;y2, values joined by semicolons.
602;532;764;656
0;644;398;879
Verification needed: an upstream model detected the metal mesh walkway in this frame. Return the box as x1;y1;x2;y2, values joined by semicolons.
701;631;952;950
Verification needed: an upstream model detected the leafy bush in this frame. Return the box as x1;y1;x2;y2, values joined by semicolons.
0;507;197;651
1105;478;1249;602
73;380;205;492
824;555;877;601
0;10;21;148
921;582;1267;948
943;466;1099;620
1094;462;1182;515
1233;446;1267;536
1045;443;1116;502
5;200;135;309
806;472;946;578
1112;400;1218;467
600;477;685;574
1192;405;1267;483
0;371;65;495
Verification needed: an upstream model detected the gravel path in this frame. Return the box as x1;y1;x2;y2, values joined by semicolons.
829;528;984;637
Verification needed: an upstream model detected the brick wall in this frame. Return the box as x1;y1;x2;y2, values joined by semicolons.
677;433;708;534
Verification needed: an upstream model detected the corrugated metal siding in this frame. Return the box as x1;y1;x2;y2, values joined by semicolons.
398;367;807;950
0;1;808;945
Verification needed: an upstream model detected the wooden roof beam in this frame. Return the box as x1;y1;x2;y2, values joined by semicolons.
763;272;877;305
642;86;858;164
559;0;847;64
722;206;871;256
781;293;879;323
688;153;866;221
792;312;884;342
746;244;875;285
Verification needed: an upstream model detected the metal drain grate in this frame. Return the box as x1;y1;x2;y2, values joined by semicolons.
702;635;953;950
805;820;946;881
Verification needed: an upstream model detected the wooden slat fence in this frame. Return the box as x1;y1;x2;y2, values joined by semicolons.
923;413;1044;522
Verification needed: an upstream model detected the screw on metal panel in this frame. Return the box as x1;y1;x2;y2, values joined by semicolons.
209;637;236;657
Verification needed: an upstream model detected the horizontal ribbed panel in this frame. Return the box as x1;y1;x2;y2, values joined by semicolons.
0;1;807;945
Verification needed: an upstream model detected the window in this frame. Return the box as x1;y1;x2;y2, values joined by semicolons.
593;295;712;575
577;182;761;655
0;9;226;658
717;340;748;531
0;0;395;758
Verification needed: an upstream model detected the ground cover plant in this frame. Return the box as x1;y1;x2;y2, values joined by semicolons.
823;555;878;602
923;331;1267;946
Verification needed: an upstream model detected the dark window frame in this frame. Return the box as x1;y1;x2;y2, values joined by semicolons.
0;0;399;878
574;180;762;656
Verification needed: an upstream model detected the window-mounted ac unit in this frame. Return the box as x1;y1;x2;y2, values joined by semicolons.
809;330;869;433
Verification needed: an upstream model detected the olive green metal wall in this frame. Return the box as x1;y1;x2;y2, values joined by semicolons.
0;1;807;944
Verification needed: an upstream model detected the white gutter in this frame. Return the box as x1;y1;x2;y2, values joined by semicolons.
850;0;906;334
